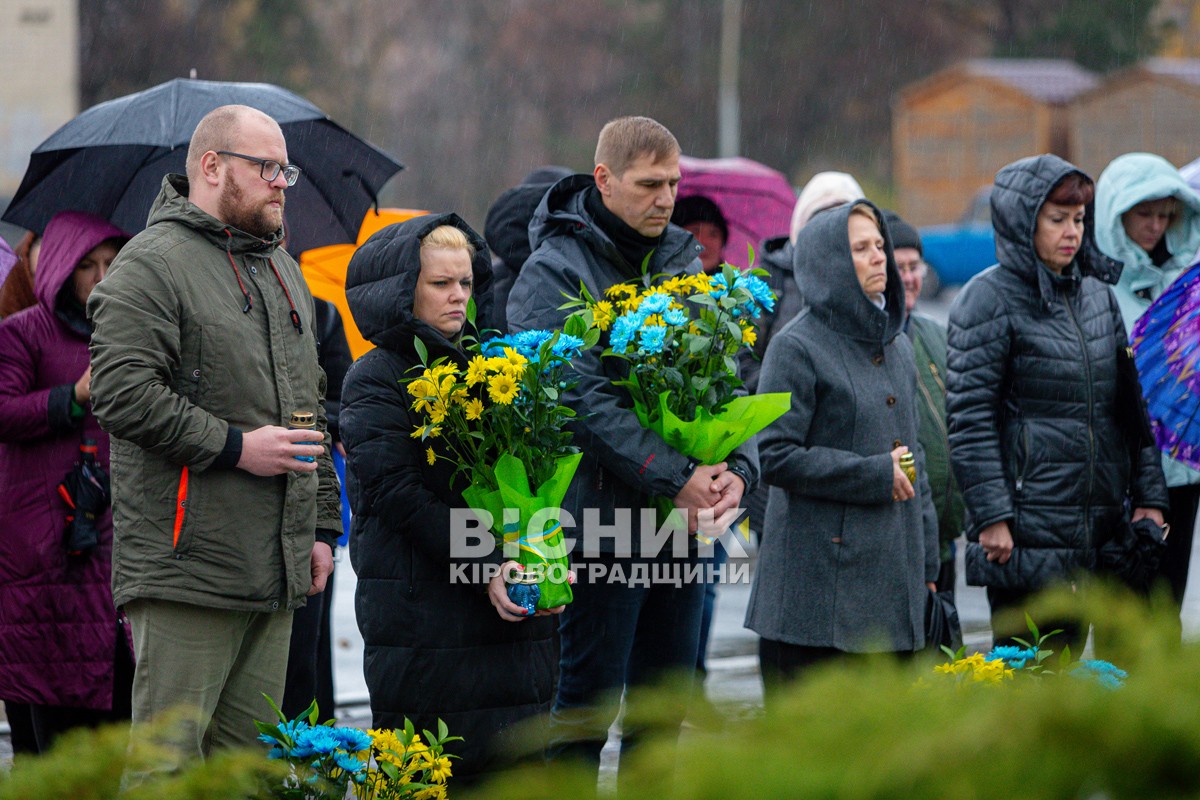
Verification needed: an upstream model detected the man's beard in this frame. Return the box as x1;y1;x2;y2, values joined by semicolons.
217;177;284;239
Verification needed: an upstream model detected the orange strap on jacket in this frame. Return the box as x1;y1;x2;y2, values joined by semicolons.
172;466;189;548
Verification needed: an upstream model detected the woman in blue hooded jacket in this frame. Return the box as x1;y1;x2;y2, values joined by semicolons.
1096;152;1200;610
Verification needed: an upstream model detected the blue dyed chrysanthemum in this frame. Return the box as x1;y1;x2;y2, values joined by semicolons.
638;293;670;315
296;725;342;756
985;645;1038;669
739;274;776;313
1073;659;1128;689
334;727;373;753
638;325;667;354
609;314;640;354
663;308;688;327
334;751;367;773
551;334;586;359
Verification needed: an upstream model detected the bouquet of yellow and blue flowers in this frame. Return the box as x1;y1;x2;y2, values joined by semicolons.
256;695;459;799
407;320;598;609
564;263;790;529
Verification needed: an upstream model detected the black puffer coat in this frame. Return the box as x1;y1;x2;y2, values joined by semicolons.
946;155;1168;591
342;213;557;777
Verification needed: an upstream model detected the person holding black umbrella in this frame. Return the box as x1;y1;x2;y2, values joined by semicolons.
88;105;342;766
0;210;131;753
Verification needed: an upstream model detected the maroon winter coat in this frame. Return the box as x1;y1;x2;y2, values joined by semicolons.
0;211;130;710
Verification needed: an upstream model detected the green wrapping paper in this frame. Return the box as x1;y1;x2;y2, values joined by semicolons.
634;391;791;464
634;391;791;534
461;451;581;609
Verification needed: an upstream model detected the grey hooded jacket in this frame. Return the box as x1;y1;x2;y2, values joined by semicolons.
745;201;939;653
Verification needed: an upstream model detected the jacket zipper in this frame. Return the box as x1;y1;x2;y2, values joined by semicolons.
172;466;189;550
1015;424;1030;493
1063;291;1095;545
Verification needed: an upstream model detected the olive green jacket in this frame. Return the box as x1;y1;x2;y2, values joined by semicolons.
88;175;342;612
909;313;965;562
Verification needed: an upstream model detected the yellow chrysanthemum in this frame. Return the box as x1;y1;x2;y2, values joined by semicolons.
407;374;435;399
429;755;453;783
370;728;405;766
426;446;437;466
464;398;484;420
592;300;615;331
465;355;489;387
660;275;689;295
428;402;447;425
605;283;637;299
488;373;519;405
503;346;528;369
643;313;664;327
742;327;757;346
414;785;447;800
484;356;509;373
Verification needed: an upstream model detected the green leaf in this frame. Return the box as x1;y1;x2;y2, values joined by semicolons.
302;698;319;726
262;692;287;723
438;718;449;741
1026;612;1040;642
564;313;587;337
689;293;718;308
544;386;559;401
413;335;428;366
746;242;757;268
466;296;477;326
1060;644;1072;667
254;719;284;740
584;328;602;349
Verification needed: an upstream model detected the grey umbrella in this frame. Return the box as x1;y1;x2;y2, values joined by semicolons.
2;78;403;255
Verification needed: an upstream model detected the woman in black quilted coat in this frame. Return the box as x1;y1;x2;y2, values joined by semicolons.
946;155;1168;652
341;213;561;781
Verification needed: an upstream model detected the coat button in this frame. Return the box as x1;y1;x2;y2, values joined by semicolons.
271;601;279;610
871;354;884;366
192;369;200;379
886;396;897;406
250;265;258;275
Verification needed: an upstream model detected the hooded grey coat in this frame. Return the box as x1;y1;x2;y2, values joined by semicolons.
745;201;939;653
946;154;1169;591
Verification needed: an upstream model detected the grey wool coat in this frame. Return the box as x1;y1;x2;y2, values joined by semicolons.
744;201;940;653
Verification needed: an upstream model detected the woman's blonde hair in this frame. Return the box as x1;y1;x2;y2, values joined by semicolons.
849;202;881;229
420;224;476;257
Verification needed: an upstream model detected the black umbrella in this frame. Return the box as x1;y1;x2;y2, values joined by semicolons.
2;78;403;254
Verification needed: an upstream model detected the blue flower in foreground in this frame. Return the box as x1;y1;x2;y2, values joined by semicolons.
708;273;730;299
297;725;341;755
334;751;367;773
638;292;670;315
551;334;585;359
739;274;776;313
638;325;667;354
1073;659;1128;689
663;308;688;326
334;727;373;753
609;314;639;354
985;645;1038;669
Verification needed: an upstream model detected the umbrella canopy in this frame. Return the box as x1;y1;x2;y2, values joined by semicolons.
300;208;427;359
1131;260;1200;470
2;78;403;255
677;155;795;269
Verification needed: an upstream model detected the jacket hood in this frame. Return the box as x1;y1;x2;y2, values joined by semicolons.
759;235;793;273
345;212;493;354
34;210;127;320
792;200;904;344
529;173;701;277
991;154;1121;306
148;174;286;255
484;182;554;270
790;171;864;244
1095;152;1200;294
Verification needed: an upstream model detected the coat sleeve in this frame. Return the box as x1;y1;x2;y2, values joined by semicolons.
756;331;894;504
507;252;695;499
0;320;76;442
313;358;344;537
1108;290;1170;511
341;354;503;570
946;278;1014;534
87;251;229;469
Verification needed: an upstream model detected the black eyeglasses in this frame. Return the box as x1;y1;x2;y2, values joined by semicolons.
215;150;302;186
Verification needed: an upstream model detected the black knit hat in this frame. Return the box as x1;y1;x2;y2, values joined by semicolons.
672;195;729;244
882;209;922;256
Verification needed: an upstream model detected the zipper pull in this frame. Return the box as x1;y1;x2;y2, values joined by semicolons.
1015;477;1023;492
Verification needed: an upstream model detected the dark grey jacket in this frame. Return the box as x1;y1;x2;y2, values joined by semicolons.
745;201;939;653
947;154;1169;591
506;174;759;551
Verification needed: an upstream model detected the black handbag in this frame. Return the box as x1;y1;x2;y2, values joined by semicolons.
1097;518;1169;593
924;588;962;653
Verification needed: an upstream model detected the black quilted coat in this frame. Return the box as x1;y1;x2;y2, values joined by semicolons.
946;155;1168;591
342;213;557;777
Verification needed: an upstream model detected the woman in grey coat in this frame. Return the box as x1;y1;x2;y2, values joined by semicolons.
745;201;939;698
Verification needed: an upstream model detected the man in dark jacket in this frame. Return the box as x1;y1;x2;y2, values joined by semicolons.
507;116;758;777
884;210;965;596
485;166;573;334
89;105;342;764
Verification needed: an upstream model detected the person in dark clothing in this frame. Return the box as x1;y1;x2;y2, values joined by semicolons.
282;298;353;721
745;202;938;698
342;214;561;781
885;210;965;597
671;194;728;274
485;166;573;335
947;155;1169;654
506;116;758;782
